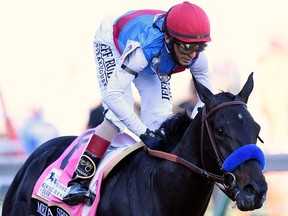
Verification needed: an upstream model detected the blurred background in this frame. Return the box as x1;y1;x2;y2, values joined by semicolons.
1;0;288;215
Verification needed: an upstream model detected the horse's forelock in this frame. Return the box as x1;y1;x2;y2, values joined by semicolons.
208;91;237;109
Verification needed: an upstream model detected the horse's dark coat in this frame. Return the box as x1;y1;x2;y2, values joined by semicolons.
2;136;76;215
2;73;267;216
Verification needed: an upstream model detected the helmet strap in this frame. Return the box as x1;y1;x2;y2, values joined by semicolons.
166;38;181;65
166;36;174;51
163;9;179;64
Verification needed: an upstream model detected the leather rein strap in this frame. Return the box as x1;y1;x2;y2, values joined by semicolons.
145;101;246;185
144;146;224;183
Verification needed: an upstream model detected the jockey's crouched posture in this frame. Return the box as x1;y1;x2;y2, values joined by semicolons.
63;1;213;205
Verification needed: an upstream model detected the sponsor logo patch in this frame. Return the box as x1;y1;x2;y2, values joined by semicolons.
37;168;69;201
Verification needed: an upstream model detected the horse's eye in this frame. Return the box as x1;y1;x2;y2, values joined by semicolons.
216;128;224;135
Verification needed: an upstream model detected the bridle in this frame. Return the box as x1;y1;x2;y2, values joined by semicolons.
200;101;247;169
145;101;247;201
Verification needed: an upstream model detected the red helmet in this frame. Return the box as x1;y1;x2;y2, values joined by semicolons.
164;1;211;43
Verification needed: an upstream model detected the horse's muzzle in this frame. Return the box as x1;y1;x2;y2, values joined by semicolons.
235;180;267;211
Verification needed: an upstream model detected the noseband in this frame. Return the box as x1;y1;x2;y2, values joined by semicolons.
146;100;262;201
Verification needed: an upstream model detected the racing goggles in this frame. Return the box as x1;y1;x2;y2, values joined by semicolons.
174;41;207;54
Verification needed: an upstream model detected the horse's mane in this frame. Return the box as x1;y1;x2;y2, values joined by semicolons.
157;111;192;152
156;91;237;152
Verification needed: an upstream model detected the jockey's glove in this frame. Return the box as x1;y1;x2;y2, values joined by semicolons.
140;128;163;150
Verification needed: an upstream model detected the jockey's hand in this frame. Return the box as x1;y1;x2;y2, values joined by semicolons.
140;128;163;150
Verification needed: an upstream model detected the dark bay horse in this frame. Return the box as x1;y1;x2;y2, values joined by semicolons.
3;73;267;216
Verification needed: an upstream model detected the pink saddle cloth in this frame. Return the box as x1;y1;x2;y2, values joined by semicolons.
30;128;137;216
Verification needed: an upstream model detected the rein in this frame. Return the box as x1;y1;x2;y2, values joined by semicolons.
145;100;247;200
144;146;224;183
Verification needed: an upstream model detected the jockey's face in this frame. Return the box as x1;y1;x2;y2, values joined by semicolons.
173;42;197;66
165;35;205;66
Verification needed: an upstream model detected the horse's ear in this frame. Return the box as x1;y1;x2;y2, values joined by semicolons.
237;72;254;103
193;75;213;104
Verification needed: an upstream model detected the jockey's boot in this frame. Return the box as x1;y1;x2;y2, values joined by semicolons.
62;133;110;206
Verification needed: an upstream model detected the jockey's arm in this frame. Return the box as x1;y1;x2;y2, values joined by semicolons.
189;52;213;118
103;40;148;137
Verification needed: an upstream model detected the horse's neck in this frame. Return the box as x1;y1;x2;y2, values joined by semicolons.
172;116;202;165
155;116;214;213
174;112;222;176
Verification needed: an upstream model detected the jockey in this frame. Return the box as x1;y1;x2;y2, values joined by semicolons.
63;1;213;205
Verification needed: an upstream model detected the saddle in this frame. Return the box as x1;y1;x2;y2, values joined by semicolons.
30;129;143;216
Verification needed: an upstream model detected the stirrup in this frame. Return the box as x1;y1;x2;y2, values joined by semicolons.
62;187;96;206
62;182;89;206
62;193;87;206
85;190;96;206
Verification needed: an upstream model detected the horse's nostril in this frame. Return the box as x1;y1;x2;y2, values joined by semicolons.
244;184;257;194
243;184;257;201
